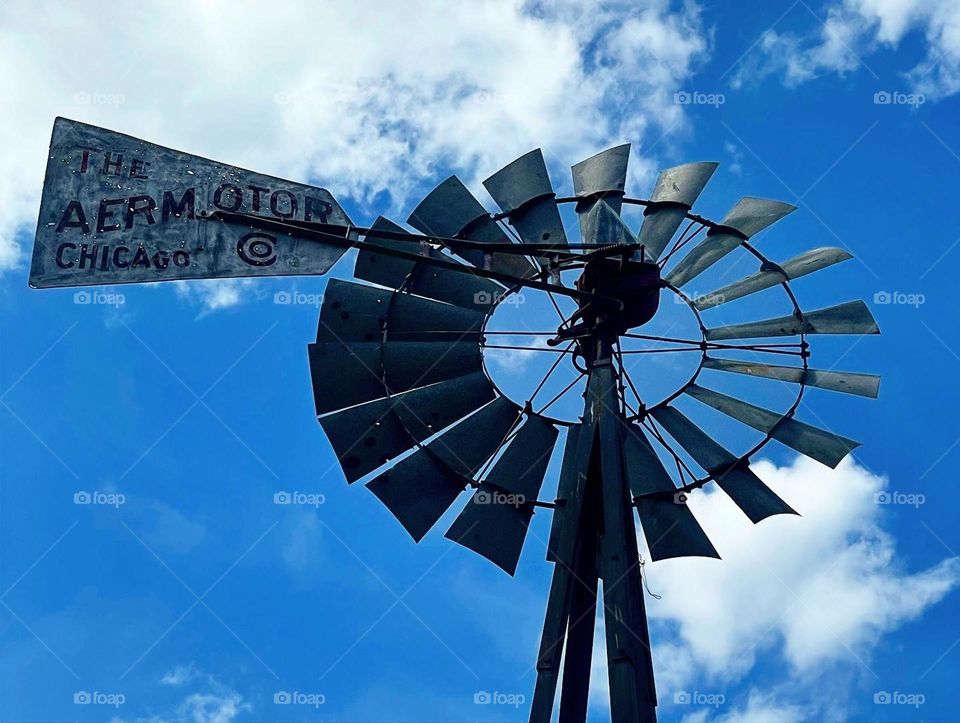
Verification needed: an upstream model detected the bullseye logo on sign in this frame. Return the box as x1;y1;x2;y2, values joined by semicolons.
237;233;279;267
29;118;354;289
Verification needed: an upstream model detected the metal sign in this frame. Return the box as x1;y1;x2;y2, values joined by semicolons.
29;118;353;288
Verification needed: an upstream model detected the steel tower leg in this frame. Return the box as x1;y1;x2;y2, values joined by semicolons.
529;359;658;723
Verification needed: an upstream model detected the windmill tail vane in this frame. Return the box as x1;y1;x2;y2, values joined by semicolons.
29;117;880;722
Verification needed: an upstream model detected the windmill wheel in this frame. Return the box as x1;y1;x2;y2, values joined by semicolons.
308;145;880;573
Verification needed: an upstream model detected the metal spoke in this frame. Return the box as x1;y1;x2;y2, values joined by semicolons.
535;373;586;416
528;341;576;405
484;344;573;354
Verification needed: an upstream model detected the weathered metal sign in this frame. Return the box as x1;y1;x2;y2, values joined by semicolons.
30;118;352;288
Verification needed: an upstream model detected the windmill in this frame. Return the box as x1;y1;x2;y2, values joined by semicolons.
30;118;880;722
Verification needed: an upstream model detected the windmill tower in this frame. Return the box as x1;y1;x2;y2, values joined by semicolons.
31;119;880;722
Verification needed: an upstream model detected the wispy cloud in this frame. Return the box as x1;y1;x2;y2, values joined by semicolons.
732;0;960;100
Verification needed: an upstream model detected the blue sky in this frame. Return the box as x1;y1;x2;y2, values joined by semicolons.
1;1;960;721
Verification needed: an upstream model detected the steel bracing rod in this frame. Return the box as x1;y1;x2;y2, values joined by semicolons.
483;344;573;353
622;332;803;348
619;346;804;357
657;220;706;268
203;209;645;258
528;341;577;405
640;417;699;488
201;211;607;303
536;373;587;416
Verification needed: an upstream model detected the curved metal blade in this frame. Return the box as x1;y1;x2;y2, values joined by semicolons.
580;199;638;247
638;161;718;261
365;396;520;541
309;340;483;415
705;300;880;341
695;247;853;309
622;423;719;560
571;144;630;242
318;279;486;344
355;216;504;310
684;384;860;468
665;197;797;288
407;176;536;279
702;357;880;398
445;414;559;574
318;372;496;483
650;405;796;522
483;149;568;259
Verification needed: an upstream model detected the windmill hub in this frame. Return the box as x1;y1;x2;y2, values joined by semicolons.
549;255;662;349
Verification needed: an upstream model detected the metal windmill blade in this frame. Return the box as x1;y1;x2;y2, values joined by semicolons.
407;175;538;280
665;196;797;288
29;119;883;723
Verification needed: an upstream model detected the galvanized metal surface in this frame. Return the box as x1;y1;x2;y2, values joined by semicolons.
694;246;853;309
651;405;796;522
30;118;351;288
638;161;718;260
702;357;880;398
365;396;520;541
623;423;719;561
705;300;880;340
308;340;482;415
407;176;536;279
318;371;495;483
483;148;568;255
445;414;558;574
684;384;861;468
665;197;796;288
571;145;630;242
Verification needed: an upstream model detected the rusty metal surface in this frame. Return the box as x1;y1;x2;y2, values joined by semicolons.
30;118;352;288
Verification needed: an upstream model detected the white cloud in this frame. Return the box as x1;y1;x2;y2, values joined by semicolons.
180;692;248;723
0;0;709;313
160;663;201;687
486;334;547;373
587;455;959;718
121;665;250;723
172;279;260;317
733;0;960;99
280;509;324;579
